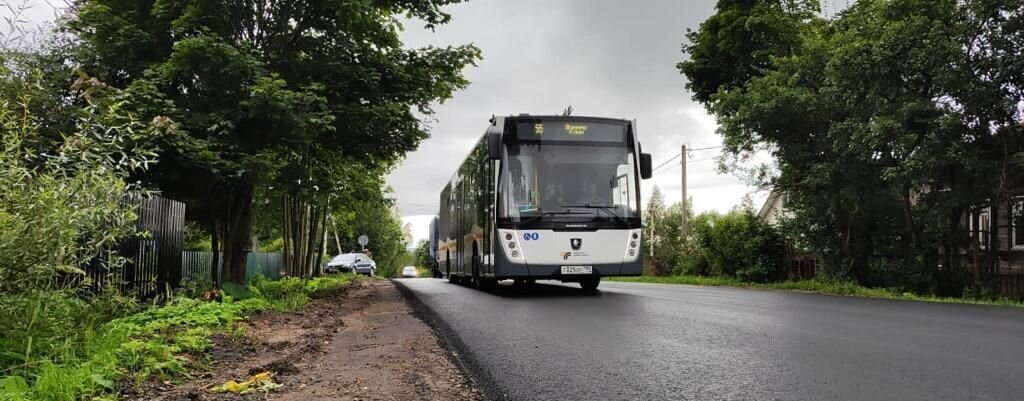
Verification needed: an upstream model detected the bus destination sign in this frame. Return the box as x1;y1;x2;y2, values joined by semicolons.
516;121;625;143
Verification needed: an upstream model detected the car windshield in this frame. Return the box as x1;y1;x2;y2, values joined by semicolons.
331;254;357;263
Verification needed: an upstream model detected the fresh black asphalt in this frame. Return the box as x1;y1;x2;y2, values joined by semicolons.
395;278;1024;401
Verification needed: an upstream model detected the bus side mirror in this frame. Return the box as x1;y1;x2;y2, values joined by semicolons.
640;153;653;179
487;129;503;160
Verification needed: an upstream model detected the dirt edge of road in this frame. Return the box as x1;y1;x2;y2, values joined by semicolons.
135;278;481;401
392;279;505;401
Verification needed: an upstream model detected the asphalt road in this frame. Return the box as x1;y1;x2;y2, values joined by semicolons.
395;278;1024;401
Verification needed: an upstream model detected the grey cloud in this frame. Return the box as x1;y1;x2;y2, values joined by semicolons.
387;0;759;220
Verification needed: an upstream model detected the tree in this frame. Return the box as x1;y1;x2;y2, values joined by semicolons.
330;185;409;278
66;0;481;283
736;193;756;214
402;222;414;246
642;186;697;275
683;0;1023;294
414;239;432;271
678;0;821;106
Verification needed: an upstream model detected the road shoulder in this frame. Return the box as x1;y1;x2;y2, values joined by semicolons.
392;279;504;401
140;278;481;401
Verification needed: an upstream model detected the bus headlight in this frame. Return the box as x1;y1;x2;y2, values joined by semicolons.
624;229;641;261
499;229;524;263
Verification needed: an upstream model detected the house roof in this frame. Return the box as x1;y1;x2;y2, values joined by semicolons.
758;189;783;221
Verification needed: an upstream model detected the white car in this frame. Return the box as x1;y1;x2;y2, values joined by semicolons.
401;266;418;278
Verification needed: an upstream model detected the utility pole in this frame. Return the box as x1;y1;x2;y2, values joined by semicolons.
650;207;656;257
681;144;687;237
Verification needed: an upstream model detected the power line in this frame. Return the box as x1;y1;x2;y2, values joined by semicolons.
686;145;723;152
651;146;722;173
651;156;717;176
687;156;718;164
652;162;678;175
651;153;681;172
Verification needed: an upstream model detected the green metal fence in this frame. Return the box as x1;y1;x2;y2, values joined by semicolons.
181;251;283;284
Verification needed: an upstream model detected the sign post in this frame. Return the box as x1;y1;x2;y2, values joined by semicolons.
358;234;369;252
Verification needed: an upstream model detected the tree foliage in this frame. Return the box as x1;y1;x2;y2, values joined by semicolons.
690;210;784;282
65;0;481;282
642;186;694;275
679;0;821;105
683;0;1024;295
642;186;783;282
414;239;432;271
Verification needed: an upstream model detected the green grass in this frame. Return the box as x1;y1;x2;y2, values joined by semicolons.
0;274;355;401
608;275;1024;307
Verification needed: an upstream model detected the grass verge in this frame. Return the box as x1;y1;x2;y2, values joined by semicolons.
608;275;1024;307
0;274;355;401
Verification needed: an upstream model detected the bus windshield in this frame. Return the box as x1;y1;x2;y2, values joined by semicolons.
500;140;639;223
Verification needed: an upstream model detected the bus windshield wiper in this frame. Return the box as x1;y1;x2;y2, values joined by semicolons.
560;203;629;225
517;208;587;226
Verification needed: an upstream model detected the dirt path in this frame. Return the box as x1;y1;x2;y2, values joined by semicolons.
138;279;480;401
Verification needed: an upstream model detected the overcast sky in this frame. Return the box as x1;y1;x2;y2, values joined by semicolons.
392;0;769;244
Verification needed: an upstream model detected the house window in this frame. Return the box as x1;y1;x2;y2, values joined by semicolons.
1014;199;1024;249
970;208;990;249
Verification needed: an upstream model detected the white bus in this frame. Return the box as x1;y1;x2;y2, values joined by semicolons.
435;115;652;291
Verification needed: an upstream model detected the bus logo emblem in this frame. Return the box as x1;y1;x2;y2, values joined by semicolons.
570;238;582;250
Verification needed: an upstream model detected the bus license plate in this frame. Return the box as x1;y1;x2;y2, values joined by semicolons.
561;265;593;275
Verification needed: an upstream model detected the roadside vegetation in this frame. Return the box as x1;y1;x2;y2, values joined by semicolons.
1;0;477;400
0;273;354;401
639;184;1024;305
634;0;1024;303
609;275;1024;307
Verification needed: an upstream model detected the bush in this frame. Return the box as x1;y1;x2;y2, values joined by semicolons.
691;210;785;283
0;274;354;401
0;71;167;294
248;275;308;310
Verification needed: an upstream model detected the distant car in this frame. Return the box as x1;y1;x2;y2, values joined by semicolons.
402;266;418;278
326;253;375;276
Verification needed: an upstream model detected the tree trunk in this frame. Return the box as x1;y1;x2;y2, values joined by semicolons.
988;198;1000;281
282;195;291;276
223;183;255;284
330;215;343;255
318;213;329;276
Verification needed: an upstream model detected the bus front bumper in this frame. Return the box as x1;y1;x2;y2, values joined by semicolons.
493;260;642;280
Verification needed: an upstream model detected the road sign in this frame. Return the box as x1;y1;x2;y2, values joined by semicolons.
358;234;369;247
